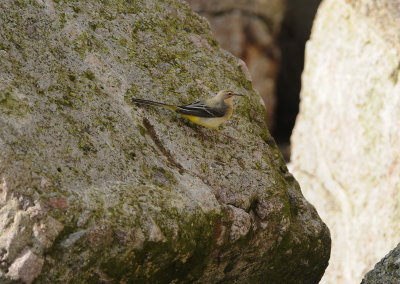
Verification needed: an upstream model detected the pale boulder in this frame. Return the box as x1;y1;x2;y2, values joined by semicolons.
291;0;400;283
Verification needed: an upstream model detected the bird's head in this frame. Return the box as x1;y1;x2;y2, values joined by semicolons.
217;90;244;102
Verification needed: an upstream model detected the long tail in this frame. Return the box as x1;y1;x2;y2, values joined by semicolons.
132;98;178;111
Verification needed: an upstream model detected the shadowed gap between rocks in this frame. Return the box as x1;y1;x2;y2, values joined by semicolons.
273;0;322;161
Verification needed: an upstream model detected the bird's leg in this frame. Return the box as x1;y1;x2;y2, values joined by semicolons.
199;128;219;142
183;121;215;141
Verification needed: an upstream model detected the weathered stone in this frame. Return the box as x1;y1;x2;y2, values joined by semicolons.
7;248;44;284
291;0;400;283
226;205;251;242
361;242;400;284
186;0;286;127
48;196;68;210
0;178;11;203
0;200;33;262
0;0;329;283
33;216;64;249
60;230;87;248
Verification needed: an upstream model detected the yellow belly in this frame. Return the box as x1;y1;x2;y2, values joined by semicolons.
181;113;232;129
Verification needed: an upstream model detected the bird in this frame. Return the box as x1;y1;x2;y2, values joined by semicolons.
132;90;244;129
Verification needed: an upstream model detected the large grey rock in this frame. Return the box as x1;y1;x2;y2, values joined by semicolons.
291;0;400;283
0;0;330;283
186;0;286;127
361;242;400;284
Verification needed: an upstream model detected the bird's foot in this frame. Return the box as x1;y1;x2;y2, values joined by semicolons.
215;129;237;141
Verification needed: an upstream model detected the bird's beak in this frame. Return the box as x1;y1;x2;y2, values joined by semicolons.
234;93;244;97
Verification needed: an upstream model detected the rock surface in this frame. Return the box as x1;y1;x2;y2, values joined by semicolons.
186;0;286;127
291;0;400;283
0;0;330;283
361;242;400;284
8;248;44;284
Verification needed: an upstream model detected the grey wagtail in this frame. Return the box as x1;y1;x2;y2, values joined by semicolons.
132;90;243;129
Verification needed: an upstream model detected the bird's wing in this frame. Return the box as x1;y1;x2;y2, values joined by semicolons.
176;101;227;118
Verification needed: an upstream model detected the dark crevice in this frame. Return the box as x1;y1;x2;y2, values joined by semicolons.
273;0;322;161
247;197;259;214
142;118;184;174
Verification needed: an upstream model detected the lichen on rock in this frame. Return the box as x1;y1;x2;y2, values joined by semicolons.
361;242;400;284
